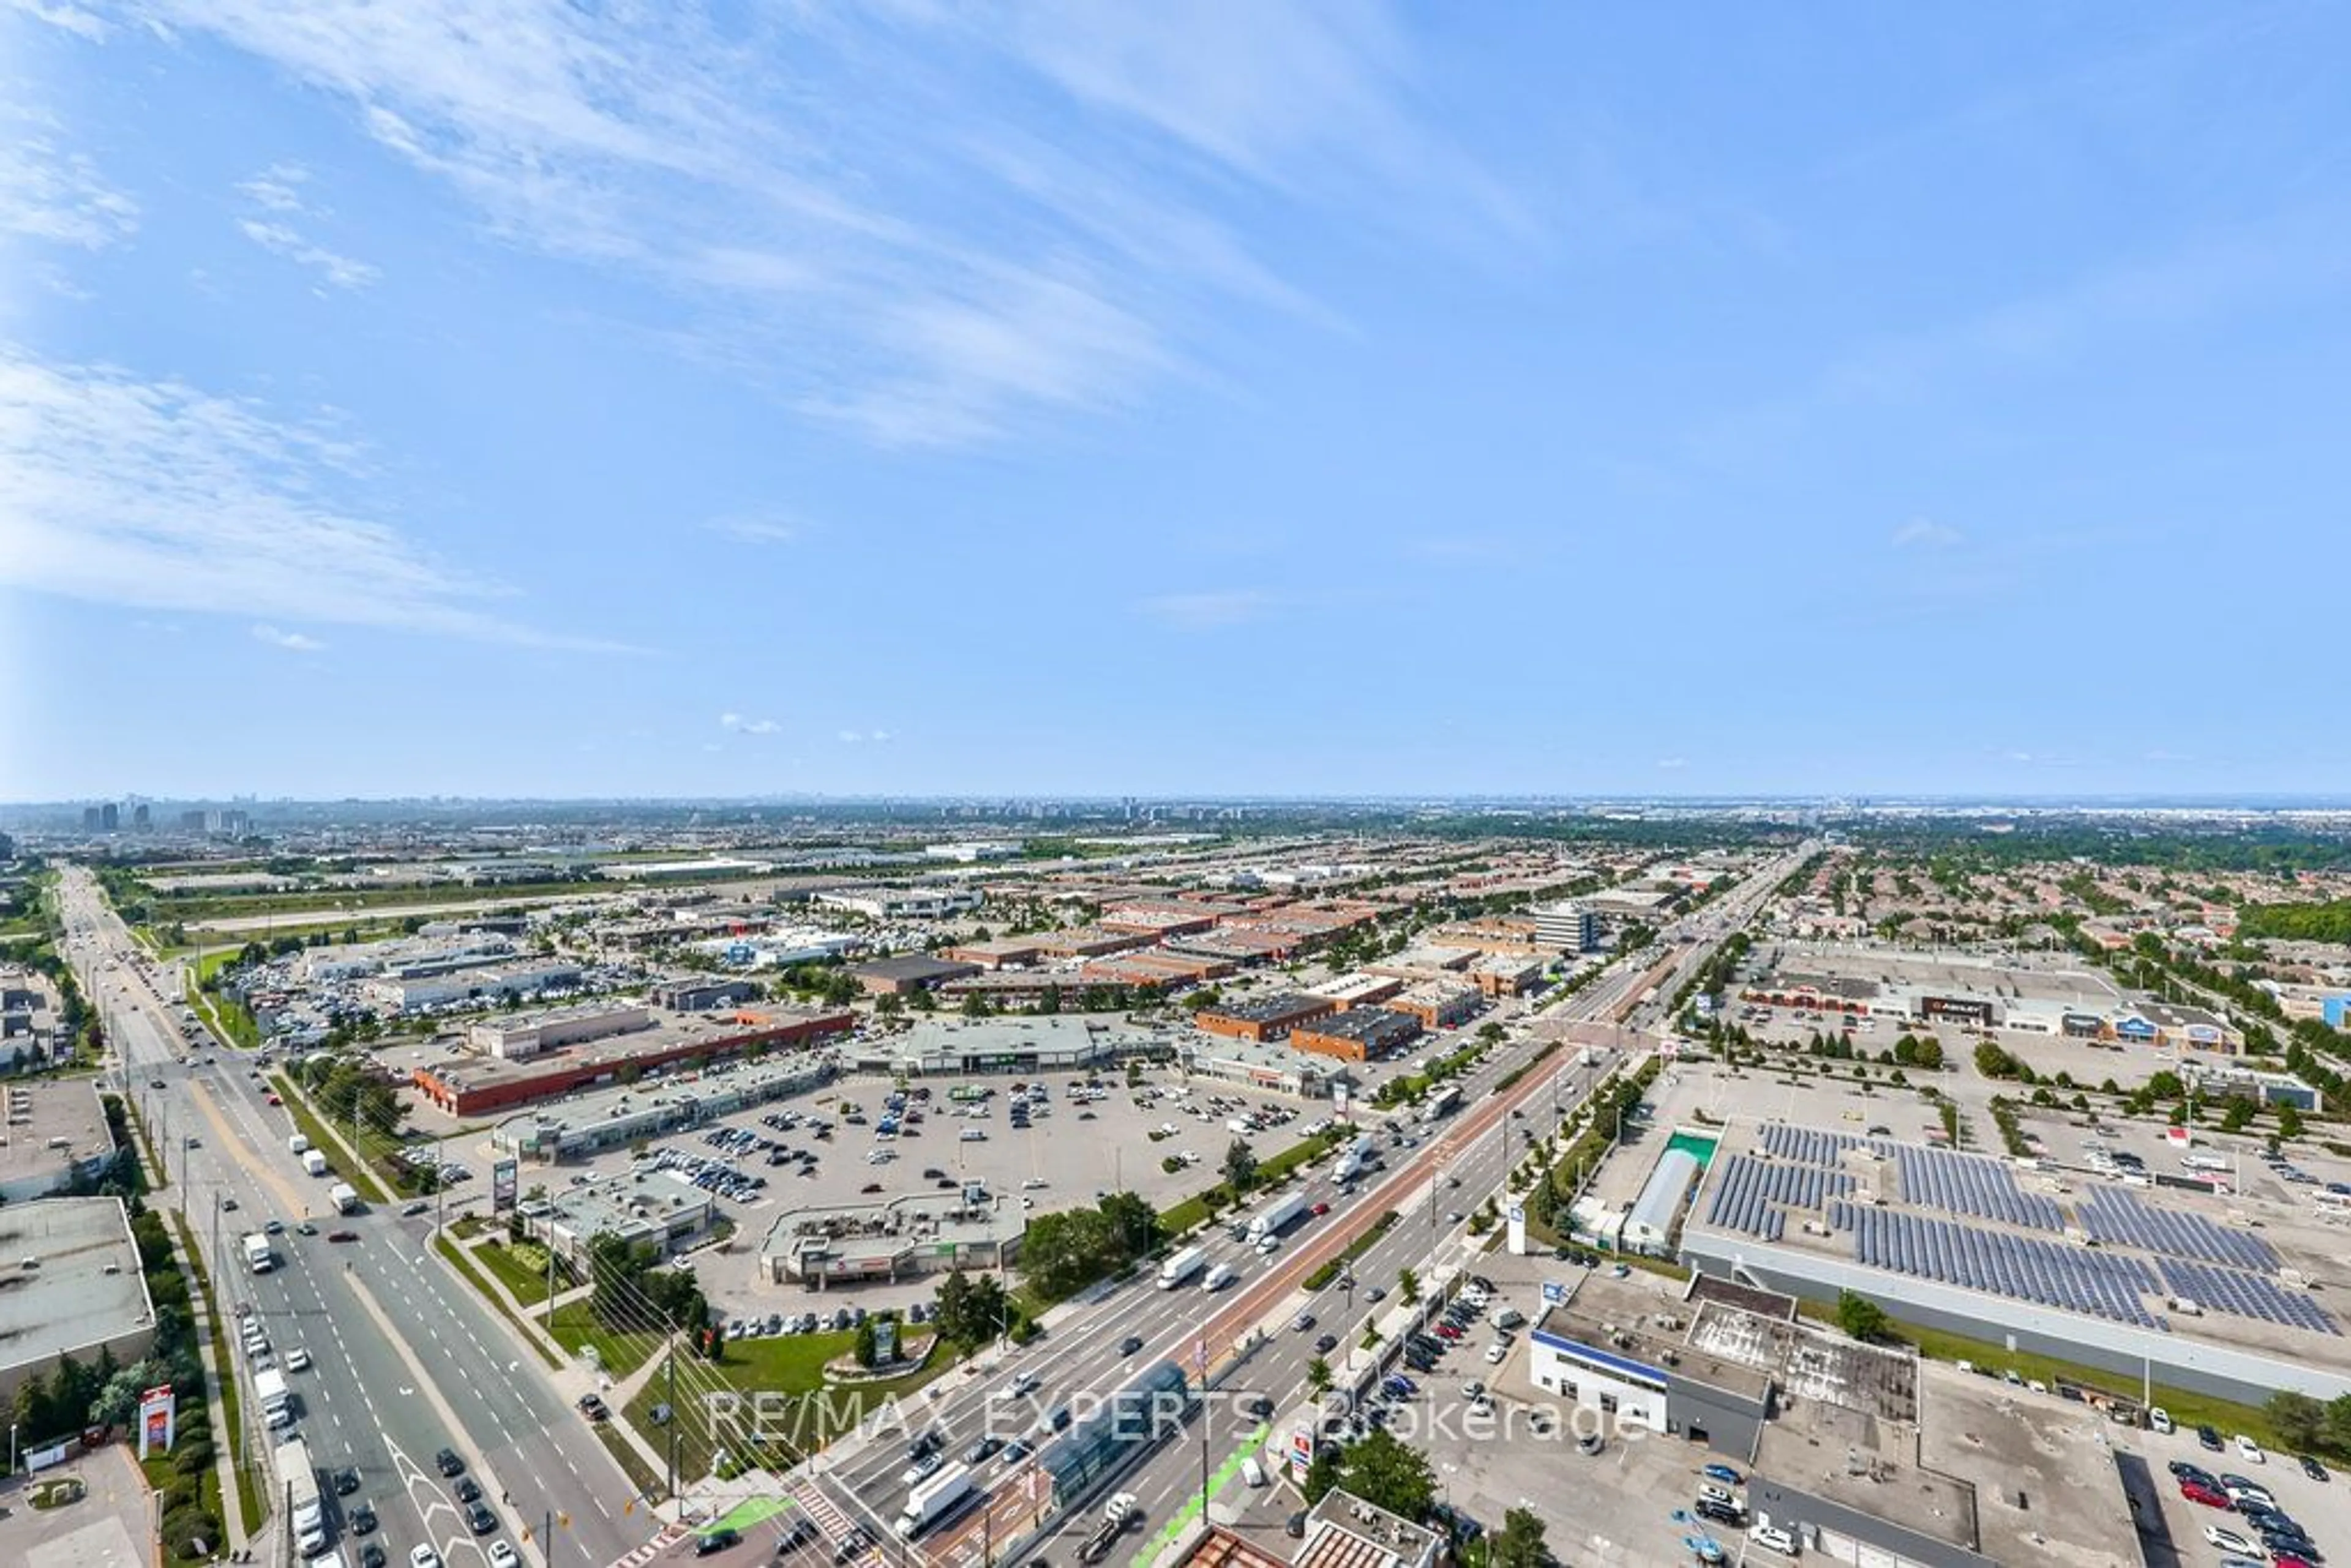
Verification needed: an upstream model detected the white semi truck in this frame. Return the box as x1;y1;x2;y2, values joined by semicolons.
1245;1193;1309;1244
896;1464;975;1539
1157;1245;1207;1289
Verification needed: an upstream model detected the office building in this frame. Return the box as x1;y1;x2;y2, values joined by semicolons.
1532;900;1601;953
1288;1007;1421;1063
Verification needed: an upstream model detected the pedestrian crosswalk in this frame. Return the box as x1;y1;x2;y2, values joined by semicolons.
603;1522;686;1567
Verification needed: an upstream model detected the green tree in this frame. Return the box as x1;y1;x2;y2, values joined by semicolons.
874;991;904;1018
1835;1289;1892;1344
2270;1390;2325;1452
2221;1098;2255;1133
1301;1447;1343;1505
1305;1357;1333;1398
1489;1506;1550;1568
853;1317;879;1368
2279;1103;2306;1140
1477;1022;1506;1046
959;991;992;1019
1397;1266;1420;1307
2326;1394;2351;1455
1334;1428;1437;1520
2145;1070;2184;1101
1222;1138;1259;1195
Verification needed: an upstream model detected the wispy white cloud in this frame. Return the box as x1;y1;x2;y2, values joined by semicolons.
251;623;325;653
1655;757;1687;770
1891;517;1963;550
235;161;310;212
705;512;803;547
836;728;891;745
10;2;109;43
1136;588;1277;629
230;165;377;288
236;217;380;289
0;130;137;250
0;345;628;650
720;711;780;735
114;1;1517;446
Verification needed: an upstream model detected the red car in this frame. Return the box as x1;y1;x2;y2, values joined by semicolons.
266;1093;282;1106
2178;1480;2231;1509
1311;1202;1331;1216
1433;1323;1464;1340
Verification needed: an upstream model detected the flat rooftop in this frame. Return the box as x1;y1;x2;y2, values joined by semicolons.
419;1005;845;1093
1755;1384;1978;1552
0;1198;152;1367
1918;1367;2137;1568
0;1082;113;1182
1686;1117;2351;1370
1756;944;2124;1010
1536;1270;1774;1405
760;1188;1021;1266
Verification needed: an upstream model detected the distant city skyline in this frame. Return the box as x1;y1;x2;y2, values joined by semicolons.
4;5;2349;800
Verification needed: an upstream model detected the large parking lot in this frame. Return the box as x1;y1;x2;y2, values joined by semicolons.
539;1062;1329;1318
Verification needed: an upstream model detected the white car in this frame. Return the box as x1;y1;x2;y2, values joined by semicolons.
1749;1524;1796;1556
2235;1434;2266;1464
1484;1343;1508;1364
2147;1406;2173;1434
487;1544;522;1568
410;1549;444;1568
286;1347;312;1373
2205;1525;2260;1556
1003;1371;1041;1398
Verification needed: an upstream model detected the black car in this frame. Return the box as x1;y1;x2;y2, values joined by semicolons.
2302;1454;2331;1482
963;1436;1003;1466
1119;1335;1145;1357
332;1467;361;1496
359;1547;386;1568
1313;1335;1339;1355
435;1447;465;1477
694;1528;741;1556
348;1502;377;1535
454;1476;482;1504
1695;1500;1745;1527
467;1502;498;1535
2197;1424;2225;1452
910;1429;945;1460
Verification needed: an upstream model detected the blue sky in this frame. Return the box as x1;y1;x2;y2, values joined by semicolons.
4;2;2347;801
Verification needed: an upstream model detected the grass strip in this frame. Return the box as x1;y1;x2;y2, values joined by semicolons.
268;1073;392;1205
433;1234;564;1371
169;1210;260;1536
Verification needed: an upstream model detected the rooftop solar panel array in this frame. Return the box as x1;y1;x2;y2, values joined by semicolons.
2075;1187;2278;1270
1891;1145;2064;1232
1829;1201;2163;1329
1701;1153;1852;1240
1756;1124;1872;1167
2156;1259;2339;1336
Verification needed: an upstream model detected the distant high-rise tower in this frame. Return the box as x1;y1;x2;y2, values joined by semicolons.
83;806;102;832
132;803;151;831
99;803;119;832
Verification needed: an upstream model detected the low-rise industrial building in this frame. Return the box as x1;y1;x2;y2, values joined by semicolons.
653;978;762;1012
849;955;983;996
0;1198;157;1411
467;1002;651;1060
414;1005;853;1116
1381;981;1481;1031
362;960;583;1013
0;1082;118;1203
940;937;1044;970
1288;1007;1422;1063
812;887;984;921
1305;972;1405;1009
759;1188;1023;1288
522;1169;715;1266
492;1055;839;1162
1468;955;1546;998
1194;992;1336;1043
1179;1037;1355;1100
848;1016;1163;1078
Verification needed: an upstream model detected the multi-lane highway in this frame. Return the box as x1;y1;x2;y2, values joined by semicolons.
56;868;654;1568
767;849;1809;1568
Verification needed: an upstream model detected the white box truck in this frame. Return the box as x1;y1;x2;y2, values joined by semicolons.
328;1182;361;1215
253;1367;291;1422
896;1464;975;1539
1157;1245;1207;1289
302;1149;330;1177
242;1232;275;1275
1245;1193;1309;1244
273;1435;326;1556
287;1134;310;1157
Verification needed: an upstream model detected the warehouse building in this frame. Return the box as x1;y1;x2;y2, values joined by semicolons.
1381;981;1481;1031
362;960;582;1014
812;887;983;920
1468;955;1546;998
848;954;982;996
1288;1007;1422;1063
0;1083;118;1203
415;1005;852;1116
492;1054;838;1162
523;1169;714;1266
0;1198;157;1410
940;937;1044;970
1193;992;1336;1043
1681;1119;2351;1404
760;1188;1023;1287
467;1002;651;1060
653;978;762;1012
849;1016;1161;1078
